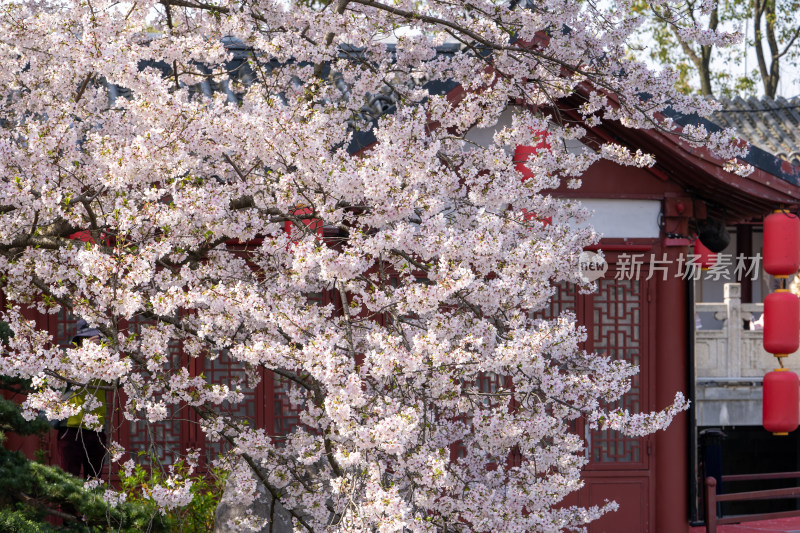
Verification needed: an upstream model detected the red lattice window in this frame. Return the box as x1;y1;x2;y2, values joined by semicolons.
203;350;260;461
588;277;647;467
533;281;577;320
529;275;650;469
48;309;187;466
121;317;185;466
267;291;328;438
125;404;184;466
272;373;303;437
51;309;80;348
533;281;580;438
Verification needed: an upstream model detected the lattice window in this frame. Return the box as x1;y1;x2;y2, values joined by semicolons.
476;372;502;398
449;373;498;460
50;309;187;466
475;372;522;467
52;308;80;348
533;281;577;320
533;281;580;438
453;282;580;466
204;351;257;460
123;317;184;466
268;291;327;438
126;404;184;466
589;277;643;464
273;373;303;436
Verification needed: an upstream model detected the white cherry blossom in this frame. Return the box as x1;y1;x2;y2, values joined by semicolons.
0;0;738;530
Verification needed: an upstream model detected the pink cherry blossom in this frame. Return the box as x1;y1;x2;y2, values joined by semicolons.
0;0;738;529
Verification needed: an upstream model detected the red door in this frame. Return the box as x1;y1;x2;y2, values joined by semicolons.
545;249;657;532
584;270;654;533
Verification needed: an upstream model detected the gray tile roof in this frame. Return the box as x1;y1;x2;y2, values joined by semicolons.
105;43;462;155
712;96;800;166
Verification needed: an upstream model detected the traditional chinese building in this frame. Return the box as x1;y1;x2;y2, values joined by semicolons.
462;92;800;531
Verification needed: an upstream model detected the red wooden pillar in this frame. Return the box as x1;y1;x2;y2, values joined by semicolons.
654;243;690;532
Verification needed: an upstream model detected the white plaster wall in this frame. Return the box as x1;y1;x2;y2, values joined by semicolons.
463;106;516;152
577;199;662;239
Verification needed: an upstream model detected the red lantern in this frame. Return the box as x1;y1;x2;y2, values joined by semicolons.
764;210;800;277
515;133;551;224
694;237;717;269
284;206;323;242
514;132;550;183
763;290;800;355
763;369;799;435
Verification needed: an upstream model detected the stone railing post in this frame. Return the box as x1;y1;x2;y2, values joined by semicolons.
724;283;742;378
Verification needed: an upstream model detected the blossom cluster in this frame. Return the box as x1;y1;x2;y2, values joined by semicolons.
0;0;742;530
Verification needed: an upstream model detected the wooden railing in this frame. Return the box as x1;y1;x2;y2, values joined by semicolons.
704;473;800;532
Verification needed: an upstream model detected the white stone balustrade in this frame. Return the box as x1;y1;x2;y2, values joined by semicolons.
695;283;799;427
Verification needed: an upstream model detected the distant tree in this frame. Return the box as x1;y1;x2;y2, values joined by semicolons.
633;0;800;99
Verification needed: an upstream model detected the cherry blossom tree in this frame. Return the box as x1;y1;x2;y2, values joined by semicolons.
0;0;745;530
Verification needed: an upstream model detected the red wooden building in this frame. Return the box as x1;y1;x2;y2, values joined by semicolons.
462;91;800;531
